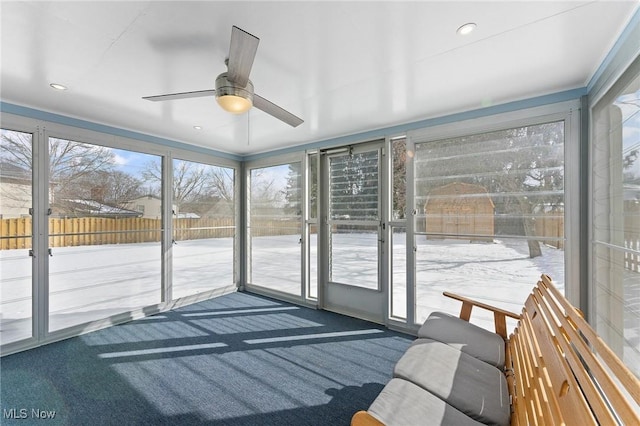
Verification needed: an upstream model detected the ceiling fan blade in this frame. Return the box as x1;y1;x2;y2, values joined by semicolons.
142;89;216;102
227;26;259;87
253;94;304;128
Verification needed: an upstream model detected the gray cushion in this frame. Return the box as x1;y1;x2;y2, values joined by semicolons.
393;338;510;426
418;311;505;368
368;378;485;426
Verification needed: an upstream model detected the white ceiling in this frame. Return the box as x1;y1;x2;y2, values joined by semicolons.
1;1;638;156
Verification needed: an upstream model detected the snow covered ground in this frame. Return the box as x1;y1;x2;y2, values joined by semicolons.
1;233;637;376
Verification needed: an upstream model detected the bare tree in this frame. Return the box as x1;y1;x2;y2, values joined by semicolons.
0;131;33;170
67;170;143;206
207;167;235;202
251;168;283;216
1;132;128;214
143;160;236;216
205;167;235;216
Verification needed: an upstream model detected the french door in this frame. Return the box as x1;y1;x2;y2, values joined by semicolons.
320;141;387;323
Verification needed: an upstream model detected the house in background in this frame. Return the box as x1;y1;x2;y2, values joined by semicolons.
0;162;57;219
51;199;142;219
0;162;31;218
122;194;174;219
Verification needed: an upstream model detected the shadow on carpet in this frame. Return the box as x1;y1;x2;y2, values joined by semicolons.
1;291;413;425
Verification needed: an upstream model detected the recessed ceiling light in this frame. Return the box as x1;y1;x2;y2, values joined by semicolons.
457;23;477;36
193;126;202;130
49;83;68;91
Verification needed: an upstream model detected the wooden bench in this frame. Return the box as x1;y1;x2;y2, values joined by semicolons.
352;274;640;425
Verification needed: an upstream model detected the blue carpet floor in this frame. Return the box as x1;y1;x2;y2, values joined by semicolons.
0;292;413;425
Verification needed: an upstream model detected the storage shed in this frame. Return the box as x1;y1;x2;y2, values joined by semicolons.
424;182;494;241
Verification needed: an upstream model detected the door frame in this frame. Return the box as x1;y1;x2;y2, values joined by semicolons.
318;140;388;324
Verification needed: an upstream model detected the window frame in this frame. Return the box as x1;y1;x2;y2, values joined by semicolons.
406;100;581;324
244;152;310;305
588;56;640;376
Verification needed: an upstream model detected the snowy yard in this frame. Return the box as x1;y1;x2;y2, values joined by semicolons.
0;233;565;340
1;233;637;376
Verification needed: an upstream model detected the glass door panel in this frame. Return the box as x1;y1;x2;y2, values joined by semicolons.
329;224;378;289
328;149;380;289
172;159;236;299
322;142;386;323
0;129;34;344
249;163;302;296
48;138;162;331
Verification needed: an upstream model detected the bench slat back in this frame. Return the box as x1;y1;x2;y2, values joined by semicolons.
509;275;640;426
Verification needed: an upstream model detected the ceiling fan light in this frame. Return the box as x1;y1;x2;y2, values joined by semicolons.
217;94;252;114
215;72;253;114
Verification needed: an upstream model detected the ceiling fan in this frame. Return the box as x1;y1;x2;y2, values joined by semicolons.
143;26;303;128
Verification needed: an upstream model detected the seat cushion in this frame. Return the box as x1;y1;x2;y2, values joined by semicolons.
393;338;510;426
418;311;505;368
368;378;485;426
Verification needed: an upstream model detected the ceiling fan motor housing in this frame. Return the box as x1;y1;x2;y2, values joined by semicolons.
215;72;254;114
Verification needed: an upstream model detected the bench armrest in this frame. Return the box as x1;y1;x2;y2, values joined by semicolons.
443;291;520;339
351;411;384;426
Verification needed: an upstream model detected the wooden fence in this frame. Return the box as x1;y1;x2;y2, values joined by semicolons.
0;217;306;250
534;213;564;249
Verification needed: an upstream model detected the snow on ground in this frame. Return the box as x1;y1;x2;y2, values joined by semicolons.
413;237;564;325
1;233;637;376
0;238;234;343
0;233;563;340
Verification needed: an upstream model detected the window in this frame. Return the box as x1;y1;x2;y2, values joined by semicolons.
391;137;407;319
306;152;318;299
47;138;162;332
0;115;241;354
0;129;34;344
591;59;640;378
413;121;566;330
248;162;302;295
172;159;236;299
